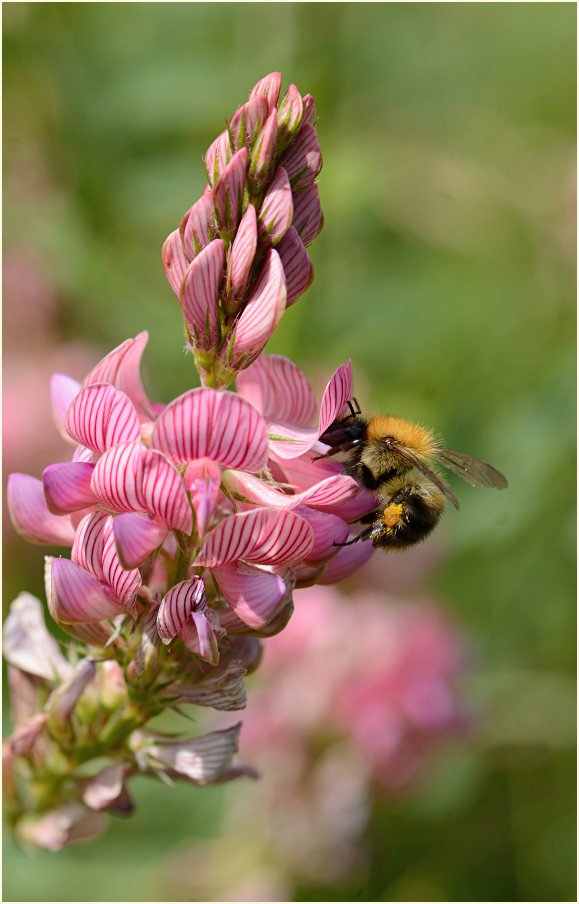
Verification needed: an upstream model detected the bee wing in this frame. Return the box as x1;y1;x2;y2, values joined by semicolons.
434;447;509;490
389;441;460;509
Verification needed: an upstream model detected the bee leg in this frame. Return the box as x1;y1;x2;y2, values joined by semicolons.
333;524;375;547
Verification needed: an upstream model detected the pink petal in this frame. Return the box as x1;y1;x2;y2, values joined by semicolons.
249;72;281;110
280;123;322;191
249;108;278;186
7;474;76;546
50;374;81;443
292;507;350;565
83;765;127;811
143;723;241;785
162;229;189;298
301;93;316;126
3;592;71;681
228;249;286;365
152;388;268;472
48;558;125;623
157;577;206;643
65;384;140;454
113;512;169;570
181;239;224;348
276;226;313;305
166;663;247;711
277;83;303;144
292;183;324;245
183;458;222;537
72;512;107;579
43;462;97;515
80;332;155;421
258;166;293;246
91;442;143;512
101;519;142;606
47;658;97;726
225;204;257;299
223;470;359;514
195;508;313;567
229;96;269;152
182;192;215;261
182;609;222;666
214;147;248;233
213;563;289;629
236;354;317;425
319;533;375;583
204;129;233;188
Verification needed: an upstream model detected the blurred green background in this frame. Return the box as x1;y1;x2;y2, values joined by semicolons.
3;3;576;901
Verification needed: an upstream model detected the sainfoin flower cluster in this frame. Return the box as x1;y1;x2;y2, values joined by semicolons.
4;72;379;850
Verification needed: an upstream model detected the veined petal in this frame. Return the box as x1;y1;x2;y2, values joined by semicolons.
225;204;257;298
181;609;223;666
162;229;189;298
7;474;76;546
204;129;233;188
72;511;107;579
223;470;359;514
292;183;324;246
65;384;140;454
248;71;282;110
164;664;247;711
229;95;269;152
138;450;193;533
50;374;81;443
195;508;313;567
141;723;241;785
49;558;125;624
301;93;316;126
213;563;290;630
249;108;278;186
3;592;71;681
182;192;215;261
258;166;293;246
277;226;313;305
277;83;304;145
43;462;97;515
236;354;317;425
280;123;322;191
319;533;375;583
101;518;141;606
157;577;206;644
91;442;143;513
181;239;224;349
112;513;168;570
292;506;350;565
214;148;248;233
152;388;268;472
228;249;286;364
80;332;155;421
183;459;222;537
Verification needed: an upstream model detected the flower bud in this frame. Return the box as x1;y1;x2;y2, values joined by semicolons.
277;84;304;150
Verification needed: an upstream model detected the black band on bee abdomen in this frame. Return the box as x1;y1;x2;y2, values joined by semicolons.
371;493;442;550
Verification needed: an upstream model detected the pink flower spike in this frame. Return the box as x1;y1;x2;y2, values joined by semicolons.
152;388;268;472
301;93;317;126
292;183;324;246
113;512;169;570
181;239;225;349
42;462;97;515
195;508;313;568
258;166;293;247
227;249;287;367
7;474;76;546
80;332;155;421
249;108;278;187
213;563;289;630
248;72;282;110
280;123;323;191
214;147;248;235
229;96;269;152
162;229;190;298
65;384;140;454
225;204;257;299
319;533;375;584
236;354;317;425
50;374;81;442
277;226;314;305
182;193;215;261
183;459;222;537
49;558;126;624
277;83;304;146
204;129;233;188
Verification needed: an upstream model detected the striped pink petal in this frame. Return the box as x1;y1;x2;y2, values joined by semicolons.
162;229;189;298
214;148;248;233
65;384;140;454
42;462;97;515
181;239;224;348
72;512;107;579
7;474;76;546
113;513;168;570
292;507;350;565
258;165;293;246
301;93;316;126
195;508;313;567
166;663;247;711
319;532;375;584
276;226;314;305
229;96;269;152
204;129;233;188
71;512;140;608
225;204;257;298
292;183;324;246
236;354;317;425
277;83;303;145
182;193;215;261
180;609;223;666
280;124;322;191
49;558;125;624
143;723;241;785
268;361;353;460
213;563;289;630
80;332;155;421
183;458;222;537
152;388;268;472
222;470;359;514
101;519;141;606
228;249;286;365
249;108;278;186
248;72;282;110
92;443;192;533
157;577;206;644
50;374;81;443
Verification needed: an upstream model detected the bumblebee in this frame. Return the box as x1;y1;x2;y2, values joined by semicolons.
319;404;508;551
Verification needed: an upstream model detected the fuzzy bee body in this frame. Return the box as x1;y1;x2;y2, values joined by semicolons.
319;410;508;551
